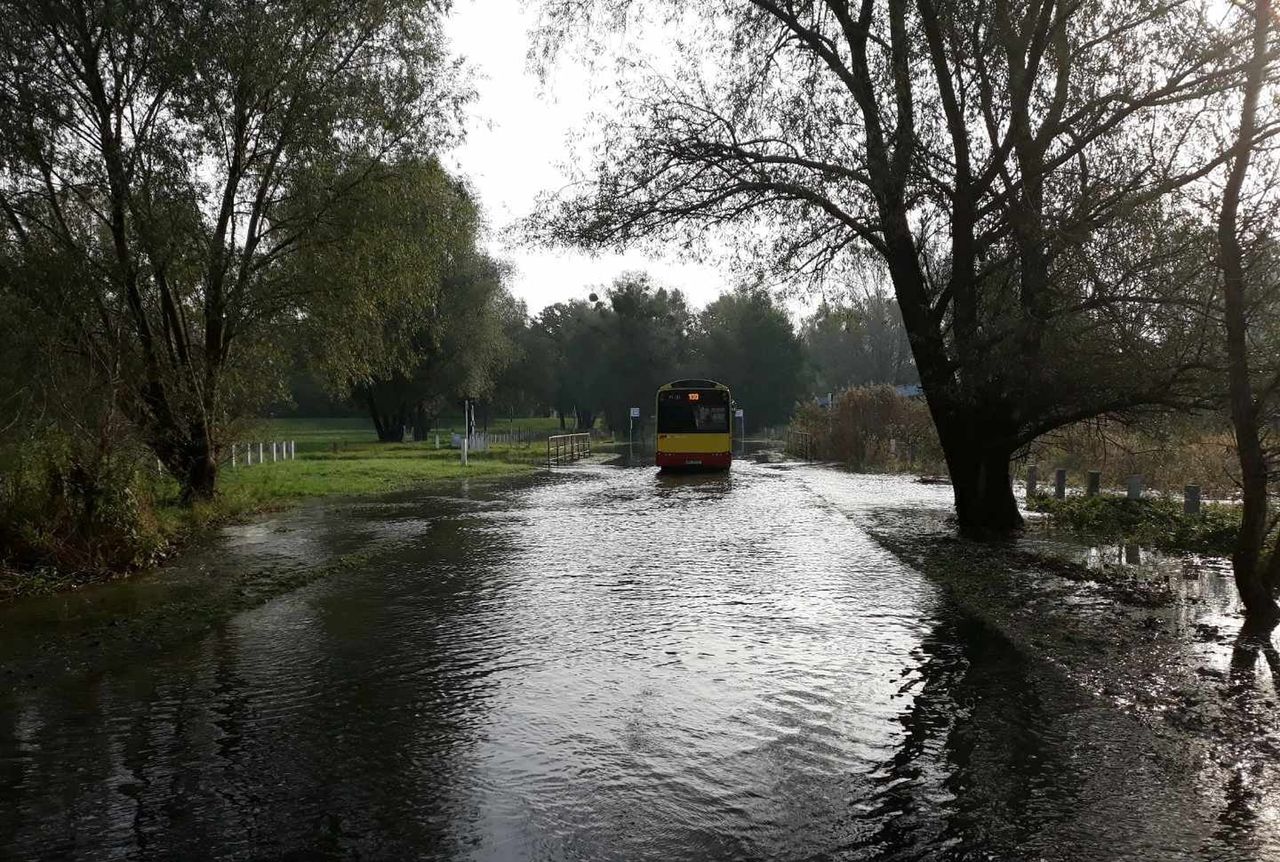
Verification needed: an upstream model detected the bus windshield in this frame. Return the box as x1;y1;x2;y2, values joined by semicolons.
657;391;730;433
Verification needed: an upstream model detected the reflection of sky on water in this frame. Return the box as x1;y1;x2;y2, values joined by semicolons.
1;463;1277;859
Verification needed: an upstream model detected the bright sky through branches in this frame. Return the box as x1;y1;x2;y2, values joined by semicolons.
443;0;729;314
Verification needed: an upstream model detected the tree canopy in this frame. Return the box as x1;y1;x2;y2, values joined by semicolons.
532;0;1248;535
692;287;807;429
0;0;465;498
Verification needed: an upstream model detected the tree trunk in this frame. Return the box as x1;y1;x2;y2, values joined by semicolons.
146;421;217;504
942;432;1023;539
1215;0;1278;623
363;387;406;443
180;441;217;504
575;409;595;431
411;403;428;442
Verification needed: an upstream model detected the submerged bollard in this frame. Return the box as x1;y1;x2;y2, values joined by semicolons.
1054;468;1067;499
1127;475;1143;500
1087;471;1101;497
1026;465;1038;498
1184;484;1201;515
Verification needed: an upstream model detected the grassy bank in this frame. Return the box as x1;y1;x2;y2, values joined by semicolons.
1028;493;1240;556
2;420;557;601
213;439;540;507
251;415;579;452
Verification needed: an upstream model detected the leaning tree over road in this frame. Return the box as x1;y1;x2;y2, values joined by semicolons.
0;0;464;501
533;0;1248;536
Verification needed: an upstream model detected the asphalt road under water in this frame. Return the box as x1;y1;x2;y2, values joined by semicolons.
0;462;1275;860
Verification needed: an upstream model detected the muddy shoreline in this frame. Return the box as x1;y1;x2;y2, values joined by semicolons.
866;506;1280;801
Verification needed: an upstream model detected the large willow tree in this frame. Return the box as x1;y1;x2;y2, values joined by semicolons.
0;0;464;500
534;0;1243;536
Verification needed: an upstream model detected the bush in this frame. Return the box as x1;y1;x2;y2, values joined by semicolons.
791;385;944;472
0;434;170;594
1028;494;1240;555
1022;416;1239;497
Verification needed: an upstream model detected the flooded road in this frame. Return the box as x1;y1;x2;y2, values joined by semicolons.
1;462;1277;860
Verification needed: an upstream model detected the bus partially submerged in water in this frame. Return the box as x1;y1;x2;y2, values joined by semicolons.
655;379;732;471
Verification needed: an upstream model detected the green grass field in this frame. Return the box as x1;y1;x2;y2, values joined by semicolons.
133;414;611;557
140;416;580;528
219;443;537;505
247;415;582;454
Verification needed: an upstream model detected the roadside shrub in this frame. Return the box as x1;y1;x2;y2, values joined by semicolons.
0;434;169;593
792;385;944;472
1023;416;1239;497
1028;494;1240;555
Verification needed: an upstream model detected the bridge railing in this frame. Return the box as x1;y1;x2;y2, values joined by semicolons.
547;433;592;467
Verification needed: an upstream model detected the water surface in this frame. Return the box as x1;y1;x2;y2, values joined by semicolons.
0;462;1275;860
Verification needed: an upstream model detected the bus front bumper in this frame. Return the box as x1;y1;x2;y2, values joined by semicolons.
655;451;732;470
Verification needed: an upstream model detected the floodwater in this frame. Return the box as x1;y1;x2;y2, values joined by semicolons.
1;461;1277;860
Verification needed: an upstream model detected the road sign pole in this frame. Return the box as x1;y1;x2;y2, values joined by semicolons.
628;406;640;462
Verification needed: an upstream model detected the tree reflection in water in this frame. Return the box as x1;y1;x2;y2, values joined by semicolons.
848;608;1253;860
1211;619;1280;857
850;612;1071;859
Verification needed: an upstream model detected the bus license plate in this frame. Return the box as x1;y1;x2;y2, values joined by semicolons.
687;460;701;465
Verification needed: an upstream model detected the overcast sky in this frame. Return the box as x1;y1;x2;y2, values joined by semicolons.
442;0;733;315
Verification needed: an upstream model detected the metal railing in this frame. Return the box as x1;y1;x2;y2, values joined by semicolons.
547;432;592;467
785;429;814;461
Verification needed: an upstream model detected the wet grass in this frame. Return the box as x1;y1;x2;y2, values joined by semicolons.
3;437;545;602
251;415;581;453
1028;494;1240;556
217;442;539;504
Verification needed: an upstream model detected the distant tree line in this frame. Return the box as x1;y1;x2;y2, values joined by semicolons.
278;274;918;437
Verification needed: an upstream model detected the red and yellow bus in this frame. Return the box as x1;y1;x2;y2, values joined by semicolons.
655;379;732;470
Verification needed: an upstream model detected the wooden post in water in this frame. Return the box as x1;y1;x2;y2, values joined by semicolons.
1026;465;1038;498
1184;485;1201;515
1054;468;1067;499
1127;475;1144;500
1087;471;1101;497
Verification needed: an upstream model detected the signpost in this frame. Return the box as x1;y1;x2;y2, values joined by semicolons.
629;406;640;459
735;407;744;455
